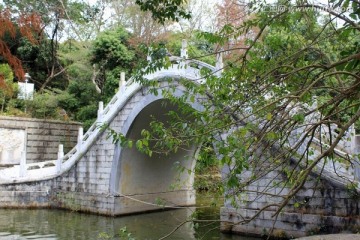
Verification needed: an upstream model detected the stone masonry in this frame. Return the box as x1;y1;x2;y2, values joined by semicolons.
0;116;81;165
220;168;360;238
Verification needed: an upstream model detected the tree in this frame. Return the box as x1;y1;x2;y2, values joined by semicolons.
0;64;16;112
109;0;172;45
173;0;219;34
0;9;42;82
214;0;256;57
130;0;360;236
2;0;110;91
135;0;191;24
90;26;140;103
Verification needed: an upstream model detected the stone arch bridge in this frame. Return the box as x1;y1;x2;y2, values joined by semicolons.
0;42;359;238
0;42;219;215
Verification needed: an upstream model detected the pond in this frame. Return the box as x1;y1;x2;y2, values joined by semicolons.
0;193;261;240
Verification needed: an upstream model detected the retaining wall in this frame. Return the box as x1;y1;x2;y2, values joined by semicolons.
0;116;81;165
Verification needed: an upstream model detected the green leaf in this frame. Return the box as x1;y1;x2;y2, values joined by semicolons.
136;140;143;149
190;95;195;103
266;113;273;121
292;113;305;123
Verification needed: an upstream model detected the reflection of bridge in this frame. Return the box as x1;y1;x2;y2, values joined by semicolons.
0;41;359;238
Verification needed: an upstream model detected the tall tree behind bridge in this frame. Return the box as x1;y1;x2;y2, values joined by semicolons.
108;0;173;45
2;0;110;90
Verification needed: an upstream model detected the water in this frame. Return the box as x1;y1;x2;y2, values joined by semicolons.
0;194;260;240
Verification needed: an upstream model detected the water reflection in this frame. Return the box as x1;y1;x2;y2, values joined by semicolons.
0;196;260;240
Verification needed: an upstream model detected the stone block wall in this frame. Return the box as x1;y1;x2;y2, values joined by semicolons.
0;116;81;165
220;169;360;238
0;180;52;208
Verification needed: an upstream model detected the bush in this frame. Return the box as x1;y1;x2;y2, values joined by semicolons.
28;91;60;119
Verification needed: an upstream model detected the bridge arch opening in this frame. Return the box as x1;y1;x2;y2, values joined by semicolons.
111;96;199;212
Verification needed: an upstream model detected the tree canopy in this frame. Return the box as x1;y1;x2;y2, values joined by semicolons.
125;0;360;229
0;9;42;82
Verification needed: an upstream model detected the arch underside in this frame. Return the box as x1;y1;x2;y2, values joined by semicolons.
111;88;199;215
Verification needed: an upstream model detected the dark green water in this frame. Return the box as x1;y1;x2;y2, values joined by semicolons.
0;194;260;240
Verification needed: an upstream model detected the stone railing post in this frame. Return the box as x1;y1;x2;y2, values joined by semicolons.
19;150;27;177
215;51;224;77
77;127;84;145
57;144;64;174
119;72;126;91
97;101;104;120
147;47;152;62
179;39;188;70
181;39;188;59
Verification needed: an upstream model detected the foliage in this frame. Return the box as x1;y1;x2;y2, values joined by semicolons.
27;90;61;119
15;37;68;90
101;66;128;103
91;27;135;70
110;0;173;45
64;79;101;129
3;0;104;41
0;63;17;112
128;0;360;233
161;31;216;65
2;0;107;91
0;8;42;82
90;27;136;96
135;0;191;24
59;40;93;83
